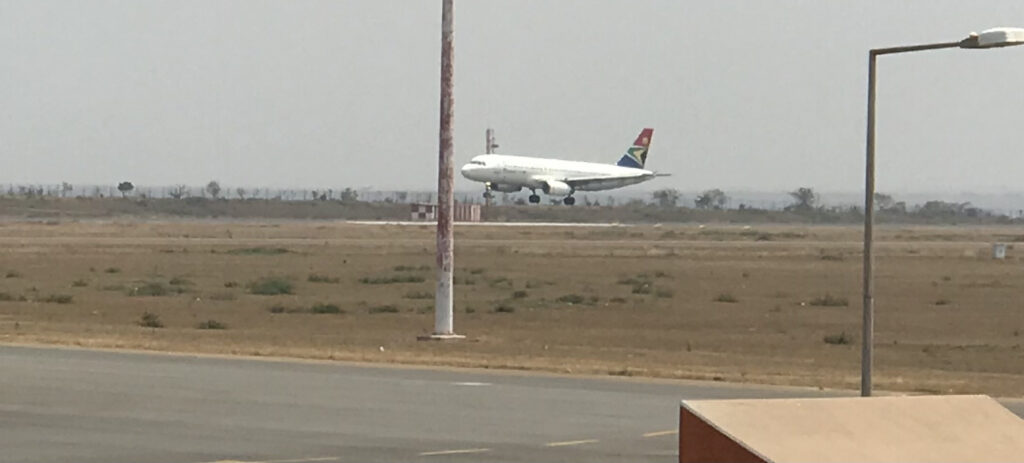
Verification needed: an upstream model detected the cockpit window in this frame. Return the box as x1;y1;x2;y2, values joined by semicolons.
470;160;486;166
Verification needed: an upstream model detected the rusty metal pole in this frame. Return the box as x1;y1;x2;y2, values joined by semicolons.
430;0;460;338
483;127;495;154
484;128;495;206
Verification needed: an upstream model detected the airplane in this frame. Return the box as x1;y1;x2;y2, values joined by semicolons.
460;128;666;206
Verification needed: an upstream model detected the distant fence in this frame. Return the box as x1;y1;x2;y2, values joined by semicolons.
410;203;481;222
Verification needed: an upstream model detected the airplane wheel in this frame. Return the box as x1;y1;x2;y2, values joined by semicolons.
483;191;493;199
529;195;540;204
563;197;576;206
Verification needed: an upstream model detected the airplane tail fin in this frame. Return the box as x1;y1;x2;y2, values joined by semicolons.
616;128;654;169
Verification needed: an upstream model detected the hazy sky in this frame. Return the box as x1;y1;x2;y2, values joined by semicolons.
2;1;1023;194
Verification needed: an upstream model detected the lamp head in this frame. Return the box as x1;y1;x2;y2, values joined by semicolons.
960;27;1024;49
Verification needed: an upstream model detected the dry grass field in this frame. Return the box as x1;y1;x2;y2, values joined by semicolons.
0;220;1022;396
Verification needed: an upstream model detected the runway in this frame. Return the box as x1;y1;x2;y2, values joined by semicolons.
1;345;1020;463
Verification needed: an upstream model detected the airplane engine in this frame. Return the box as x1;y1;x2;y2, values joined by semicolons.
542;180;572;196
490;184;522;193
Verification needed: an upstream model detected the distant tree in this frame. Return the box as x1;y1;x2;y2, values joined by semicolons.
694;188;729;210
340;188;359;204
873;192;894;211
917;200;971;218
787;187;818;211
60;182;73;198
873;192;908;214
205;181;222;199
234;188;246;200
652;188;680;208
169;185;189;200
117;182;134;198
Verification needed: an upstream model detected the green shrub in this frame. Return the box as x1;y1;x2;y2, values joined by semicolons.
714;293;738;303
609;297;627;303
404;290;433;300
934;298;951;306
168;277;193;286
129;282;171;297
489;276;513;288
44;294;73;304
632;283;653;295
0;292;14;301
101;284;126;292
207;292;237;301
227;247;292;256
809;294;848;307
310;303;344;314
223;281;239;288
494;304;515;313
248;276;294;295
196;319;227;330
104;267;121;274
556;294;585;304
71;279;89;288
464;306;476;314
5;270;22;278
138;312;164;328
823;332;852;345
369;305;400;314
360;274;426;284
268;304;288;314
308;273;340;284
393;265;430;272
655;288;675;298
512;290;528;299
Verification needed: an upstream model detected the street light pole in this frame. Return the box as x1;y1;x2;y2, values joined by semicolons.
862;50;877;397
861;28;1024;396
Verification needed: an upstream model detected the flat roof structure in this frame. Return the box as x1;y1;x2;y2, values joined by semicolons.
679;395;1024;463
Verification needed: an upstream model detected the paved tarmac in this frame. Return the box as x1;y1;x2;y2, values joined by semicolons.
1;345;1020;463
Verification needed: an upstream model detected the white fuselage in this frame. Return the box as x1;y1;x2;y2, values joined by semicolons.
460;154;655;193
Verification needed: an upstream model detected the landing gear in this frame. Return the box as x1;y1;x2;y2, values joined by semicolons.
482;183;493;199
563;196;576;206
528;191;540;204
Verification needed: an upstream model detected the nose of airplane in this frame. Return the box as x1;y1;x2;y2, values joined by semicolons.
460;163;475;178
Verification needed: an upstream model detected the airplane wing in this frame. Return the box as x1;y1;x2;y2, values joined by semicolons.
560;172;655;188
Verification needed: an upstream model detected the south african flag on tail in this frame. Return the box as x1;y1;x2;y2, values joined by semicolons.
616;128;654;169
